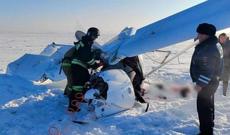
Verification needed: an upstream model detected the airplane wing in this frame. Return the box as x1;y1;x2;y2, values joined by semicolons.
106;0;230;64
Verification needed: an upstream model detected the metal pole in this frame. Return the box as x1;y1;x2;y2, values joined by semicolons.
144;41;199;78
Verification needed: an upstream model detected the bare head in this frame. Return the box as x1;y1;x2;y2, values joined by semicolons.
219;33;229;45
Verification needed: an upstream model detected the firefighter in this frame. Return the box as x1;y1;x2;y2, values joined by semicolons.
62;27;102;112
62;46;75;96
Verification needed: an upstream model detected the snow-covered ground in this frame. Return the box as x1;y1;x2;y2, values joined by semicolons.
0;33;230;135
0;32;112;71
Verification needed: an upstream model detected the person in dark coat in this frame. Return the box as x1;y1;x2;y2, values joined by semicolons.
190;23;223;135
122;56;146;103
219;33;230;96
65;27;102;112
102;56;146;103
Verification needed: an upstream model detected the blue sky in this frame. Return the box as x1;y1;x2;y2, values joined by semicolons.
0;0;205;34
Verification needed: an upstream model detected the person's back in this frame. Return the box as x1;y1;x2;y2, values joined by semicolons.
72;36;94;64
62;45;77;95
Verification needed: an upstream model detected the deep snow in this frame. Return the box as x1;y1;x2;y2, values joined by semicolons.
0;32;230;135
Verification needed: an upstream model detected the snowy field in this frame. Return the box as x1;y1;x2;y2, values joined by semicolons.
0;33;230;135
0;32;111;71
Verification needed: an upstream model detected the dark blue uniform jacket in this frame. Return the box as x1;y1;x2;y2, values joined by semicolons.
190;36;223;87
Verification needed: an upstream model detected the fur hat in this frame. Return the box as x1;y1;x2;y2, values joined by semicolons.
196;23;216;36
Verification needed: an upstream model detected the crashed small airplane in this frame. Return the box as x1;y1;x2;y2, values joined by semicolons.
6;0;230;119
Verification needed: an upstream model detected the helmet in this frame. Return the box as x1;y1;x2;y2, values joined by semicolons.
87;27;100;37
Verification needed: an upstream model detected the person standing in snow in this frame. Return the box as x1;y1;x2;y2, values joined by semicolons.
190;23;223;135
62;27;102;112
218;33;230;96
